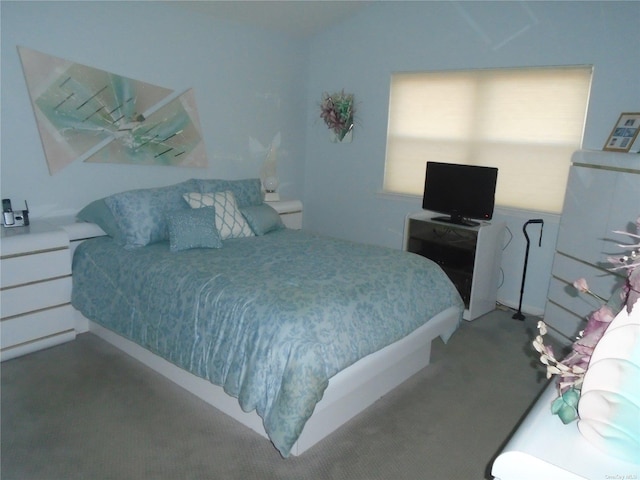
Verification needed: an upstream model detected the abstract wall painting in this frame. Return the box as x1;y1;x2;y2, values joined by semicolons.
18;46;207;174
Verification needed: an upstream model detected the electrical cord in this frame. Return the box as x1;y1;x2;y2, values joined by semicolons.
502;224;513;250
497;267;505;289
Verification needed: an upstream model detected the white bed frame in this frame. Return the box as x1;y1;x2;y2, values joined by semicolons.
86;306;460;456
61;217;461;456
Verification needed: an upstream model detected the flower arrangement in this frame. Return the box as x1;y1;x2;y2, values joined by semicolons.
533;217;640;423
320;90;355;142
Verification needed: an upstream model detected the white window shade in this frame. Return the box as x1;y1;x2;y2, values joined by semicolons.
383;66;592;213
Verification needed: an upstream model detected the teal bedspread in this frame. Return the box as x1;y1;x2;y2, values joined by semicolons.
72;229;463;456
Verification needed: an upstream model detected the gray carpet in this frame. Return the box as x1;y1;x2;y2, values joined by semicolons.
1;309;551;480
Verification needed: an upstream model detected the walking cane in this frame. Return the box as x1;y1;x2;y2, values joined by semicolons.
513;219;544;320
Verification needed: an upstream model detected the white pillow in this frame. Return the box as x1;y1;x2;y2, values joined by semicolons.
183;191;254;240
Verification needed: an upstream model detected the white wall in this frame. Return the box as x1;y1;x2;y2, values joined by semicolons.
0;1;308;217
303;1;640;315
2;1;638;317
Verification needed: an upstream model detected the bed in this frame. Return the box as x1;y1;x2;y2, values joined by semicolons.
70;178;464;457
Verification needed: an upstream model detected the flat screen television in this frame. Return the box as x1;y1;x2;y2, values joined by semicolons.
422;161;498;227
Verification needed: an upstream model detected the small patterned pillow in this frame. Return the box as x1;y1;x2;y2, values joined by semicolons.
240;203;285;236
183;191;254;240
167;207;222;252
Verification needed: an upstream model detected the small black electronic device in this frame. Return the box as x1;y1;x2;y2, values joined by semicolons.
422;162;498;227
2;198;29;227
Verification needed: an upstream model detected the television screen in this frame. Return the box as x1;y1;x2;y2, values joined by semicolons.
422;162;498;226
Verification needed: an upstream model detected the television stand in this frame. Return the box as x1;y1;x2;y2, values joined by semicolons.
403;211;505;320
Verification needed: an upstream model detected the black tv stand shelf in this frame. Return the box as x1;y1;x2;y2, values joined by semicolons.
403;211;505;321
430;215;480;227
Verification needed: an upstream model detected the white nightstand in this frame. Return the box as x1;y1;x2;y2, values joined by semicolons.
0;221;75;361
266;199;303;230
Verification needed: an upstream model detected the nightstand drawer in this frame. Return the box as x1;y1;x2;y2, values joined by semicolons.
280;212;302;230
0;276;71;318
0;304;75;350
1;247;70;288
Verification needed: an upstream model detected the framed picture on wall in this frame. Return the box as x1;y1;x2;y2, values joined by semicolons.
603;112;640;152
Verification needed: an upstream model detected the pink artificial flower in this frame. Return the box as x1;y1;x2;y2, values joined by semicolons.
572;277;608;303
574;305;615;353
554;305;615;393
559;350;589;373
626;268;640;312
573;278;589;293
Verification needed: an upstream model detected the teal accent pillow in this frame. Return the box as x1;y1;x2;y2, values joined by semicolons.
241;203;285;236
195;178;263;208
104;179;198;249
76;198;122;240
167;207;222;252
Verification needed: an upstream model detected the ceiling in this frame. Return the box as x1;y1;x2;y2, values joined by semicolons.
174;1;373;38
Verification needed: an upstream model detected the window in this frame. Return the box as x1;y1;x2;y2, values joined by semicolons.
383;66;592;213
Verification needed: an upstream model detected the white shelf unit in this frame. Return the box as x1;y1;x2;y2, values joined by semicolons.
544;150;640;342
0;221;75;361
403;211;505;320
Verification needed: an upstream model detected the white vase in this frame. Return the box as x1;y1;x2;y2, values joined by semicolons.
577;300;640;464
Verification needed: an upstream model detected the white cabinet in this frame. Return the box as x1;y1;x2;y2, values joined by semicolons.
403;211;505;320
0;222;75;361
544;150;640;342
266;199;303;230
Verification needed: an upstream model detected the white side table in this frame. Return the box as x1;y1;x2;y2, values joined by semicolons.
403;211;505;320
266;199;303;230
0;221;75;360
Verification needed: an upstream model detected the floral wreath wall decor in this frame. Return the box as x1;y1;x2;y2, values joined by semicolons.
320;90;355;143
